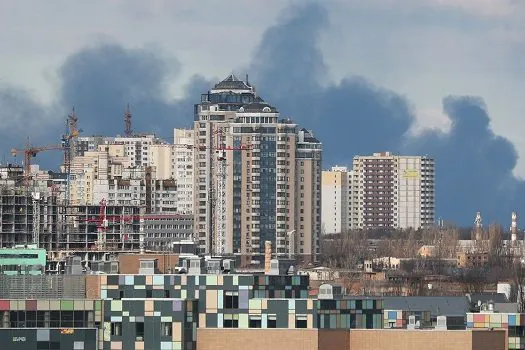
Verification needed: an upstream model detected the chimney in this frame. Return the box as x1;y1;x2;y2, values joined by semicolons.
512;211;518;241
474;212;483;241
264;241;272;274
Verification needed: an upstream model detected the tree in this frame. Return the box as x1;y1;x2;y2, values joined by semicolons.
512;260;525;312
458;268;486;294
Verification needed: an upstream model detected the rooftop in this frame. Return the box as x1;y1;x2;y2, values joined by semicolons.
383;296;470;317
213;74;253;91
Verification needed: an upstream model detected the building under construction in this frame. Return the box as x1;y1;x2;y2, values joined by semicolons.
0;164;194;272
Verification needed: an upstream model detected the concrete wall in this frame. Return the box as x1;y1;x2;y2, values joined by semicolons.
348;329;506;350
118;253;179;274
197;329;319;350
197;329;506;350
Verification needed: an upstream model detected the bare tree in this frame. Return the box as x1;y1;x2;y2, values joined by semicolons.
459;268;486;294
512;260;525;312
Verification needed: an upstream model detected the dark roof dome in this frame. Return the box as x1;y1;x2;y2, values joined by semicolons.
240;102;278;113
214;74;252;90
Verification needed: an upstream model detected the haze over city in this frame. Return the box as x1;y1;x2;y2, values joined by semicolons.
1;0;525;224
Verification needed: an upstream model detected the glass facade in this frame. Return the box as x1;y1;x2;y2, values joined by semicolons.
258;138;276;254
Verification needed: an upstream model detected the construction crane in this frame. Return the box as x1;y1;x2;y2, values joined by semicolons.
96;199;109;250
62;107;82;205
11;141;65;247
206;128;252;256
124;104;133;137
11;143;65;186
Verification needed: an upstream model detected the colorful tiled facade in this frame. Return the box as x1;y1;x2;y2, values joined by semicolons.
383;309;431;329
102;298;198;350
467;312;525;349
0;328;98;350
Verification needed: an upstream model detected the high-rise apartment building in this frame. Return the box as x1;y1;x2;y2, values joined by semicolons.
69;145;178;213
322;152;435;232
74;134;166;170
321;166;351;234
349;152;435;229
173;128;194;214
193;74;322;261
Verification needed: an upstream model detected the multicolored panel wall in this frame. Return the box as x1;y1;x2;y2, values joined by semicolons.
102;298;198;350
383;310;431;329
202;298;315;329
0;328;98;350
99;274;309;307
315;299;383;329
467;312;525;350
384;310;405;328
0;299;101;328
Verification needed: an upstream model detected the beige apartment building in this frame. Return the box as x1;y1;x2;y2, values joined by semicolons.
322;152;435;232
173;128;194;214
321;166;351;234
193;74;322;261
350;152;435;229
69;144;178;213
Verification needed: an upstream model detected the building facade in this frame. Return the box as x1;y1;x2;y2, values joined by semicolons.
173;129;194;214
0;245;46;275
321;166;351;234
349;152;435;230
193;74;322;261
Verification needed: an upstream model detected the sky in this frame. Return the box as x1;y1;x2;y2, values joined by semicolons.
0;0;524;225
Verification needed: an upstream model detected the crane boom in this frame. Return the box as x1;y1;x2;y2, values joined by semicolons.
11;143;64;185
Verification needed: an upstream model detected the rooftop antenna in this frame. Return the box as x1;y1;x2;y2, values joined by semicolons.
124;104;133;137
246;73;249;85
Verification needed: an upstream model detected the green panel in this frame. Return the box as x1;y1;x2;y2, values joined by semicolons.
206;276;218;285
61;300;74;310
0;247;46;275
111;300;123;312
239;314;248;328
95;300;102;311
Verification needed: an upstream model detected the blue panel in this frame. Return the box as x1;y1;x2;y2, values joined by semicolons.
509;315;516;325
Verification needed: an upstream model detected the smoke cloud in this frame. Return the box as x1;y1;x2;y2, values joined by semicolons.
1;2;522;225
250;2;523;225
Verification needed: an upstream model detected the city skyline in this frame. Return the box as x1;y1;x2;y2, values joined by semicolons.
1;2;525;225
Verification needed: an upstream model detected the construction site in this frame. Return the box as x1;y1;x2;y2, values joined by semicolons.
0;107;197;273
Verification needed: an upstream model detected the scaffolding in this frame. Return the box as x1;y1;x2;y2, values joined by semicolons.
0;187;61;250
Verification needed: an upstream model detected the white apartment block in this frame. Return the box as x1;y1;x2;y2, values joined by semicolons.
69;145;178;213
349;152;435;230
173;128;194;214
321;166;351;234
114;134;163;168
74;134;167;171
72;132;194;214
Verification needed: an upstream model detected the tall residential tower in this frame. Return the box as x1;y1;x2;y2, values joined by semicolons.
321;152;435;232
350;152;435;229
193;74;322;262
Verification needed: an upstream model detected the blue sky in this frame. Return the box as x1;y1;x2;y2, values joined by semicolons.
0;0;524;225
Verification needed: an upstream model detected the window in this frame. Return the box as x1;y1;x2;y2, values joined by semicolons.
161;322;172;336
249;316;262;328
146;289;152;298
136;322;145;340
224;319;239;328
267;316;277;328
111;322;122;336
224;292;239;309
295;315;308;328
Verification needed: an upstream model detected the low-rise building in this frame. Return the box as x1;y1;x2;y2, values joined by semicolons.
0;245;45;275
457;251;489;268
467;310;525;349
